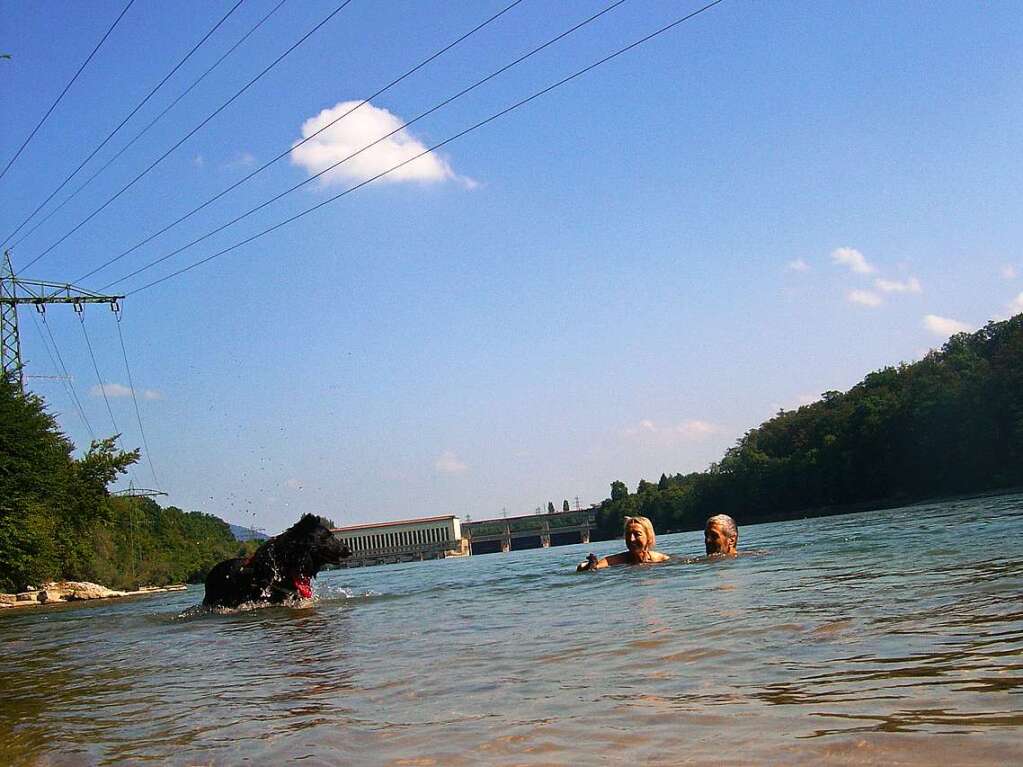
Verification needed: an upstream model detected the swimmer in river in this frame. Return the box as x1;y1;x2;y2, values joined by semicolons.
577;515;669;571
704;514;738;556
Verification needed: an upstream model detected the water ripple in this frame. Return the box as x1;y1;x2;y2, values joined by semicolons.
1;496;1022;765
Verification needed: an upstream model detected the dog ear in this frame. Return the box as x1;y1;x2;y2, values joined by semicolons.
294;513;320;532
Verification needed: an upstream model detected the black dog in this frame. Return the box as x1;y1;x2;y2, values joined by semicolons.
203;514;351;608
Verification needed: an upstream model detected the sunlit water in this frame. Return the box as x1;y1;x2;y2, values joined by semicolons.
2;495;1021;766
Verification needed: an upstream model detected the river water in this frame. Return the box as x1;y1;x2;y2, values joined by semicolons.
2;495;1021;766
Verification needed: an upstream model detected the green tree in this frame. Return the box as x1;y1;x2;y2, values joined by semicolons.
0;374;137;591
588;314;1023;541
610;480;628;502
0;374;256;592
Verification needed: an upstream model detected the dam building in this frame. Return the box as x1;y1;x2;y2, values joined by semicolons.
331;515;469;567
461;509;595;555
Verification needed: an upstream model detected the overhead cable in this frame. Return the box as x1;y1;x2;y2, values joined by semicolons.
2;0;247;250
124;0;727;295
101;0;629;289
11;0;286;254
29;310;96;441
75;0;526;284
114;307;161;490
39;312;96;442
79;310;140;486
20;0;354;273
79;311;121;438
0;0;136;185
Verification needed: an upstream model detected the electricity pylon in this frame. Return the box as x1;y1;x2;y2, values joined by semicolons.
1;249;123;392
111;484;167;587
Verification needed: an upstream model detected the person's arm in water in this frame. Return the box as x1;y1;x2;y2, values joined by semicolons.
577;552;605;571
577;550;667;570
577;552;629;570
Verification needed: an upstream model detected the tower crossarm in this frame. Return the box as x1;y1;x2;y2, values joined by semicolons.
2;250;124;392
0;277;123;305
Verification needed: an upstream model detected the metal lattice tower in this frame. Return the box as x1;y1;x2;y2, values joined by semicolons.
0;251;22;387
0;249;124;392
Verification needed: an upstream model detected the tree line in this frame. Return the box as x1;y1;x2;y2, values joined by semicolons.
592;314;1023;540
0;373;254;592
3;314;1020;589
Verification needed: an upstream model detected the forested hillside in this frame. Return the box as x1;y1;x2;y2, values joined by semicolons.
0;374;254;592
593;314;1023;540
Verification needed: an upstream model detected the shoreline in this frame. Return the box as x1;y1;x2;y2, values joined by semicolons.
591;485;1023;541
0;581;189;610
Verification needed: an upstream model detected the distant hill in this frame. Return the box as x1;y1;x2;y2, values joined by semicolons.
229;523;270;541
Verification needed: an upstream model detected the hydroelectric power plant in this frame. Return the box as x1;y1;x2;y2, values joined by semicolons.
331;509;596;567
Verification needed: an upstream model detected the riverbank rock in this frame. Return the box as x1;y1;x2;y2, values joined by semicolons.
40;581;127;601
1;581;186;609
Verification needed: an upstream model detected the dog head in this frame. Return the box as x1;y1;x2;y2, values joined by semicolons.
271;514;352;596
293;513;352;566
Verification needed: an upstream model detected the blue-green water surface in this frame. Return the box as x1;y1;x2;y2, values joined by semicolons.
2;495;1022;765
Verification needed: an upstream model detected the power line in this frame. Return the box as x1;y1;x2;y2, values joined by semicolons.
114;306;161;491
0;0;136;185
20;0;354;273
78;310;121;438
39;313;96;443
2;0;248;250
79;309;139;485
26;310;62;380
74;0;526;285
125;0;726;295
10;0;286;254
100;0;629;289
28;310;93;438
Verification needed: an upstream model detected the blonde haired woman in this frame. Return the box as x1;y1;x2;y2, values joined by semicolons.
577;516;669;571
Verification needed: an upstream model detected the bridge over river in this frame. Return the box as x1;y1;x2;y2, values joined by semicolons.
461;510;596;555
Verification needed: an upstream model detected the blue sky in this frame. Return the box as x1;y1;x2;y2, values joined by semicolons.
4;1;1022;533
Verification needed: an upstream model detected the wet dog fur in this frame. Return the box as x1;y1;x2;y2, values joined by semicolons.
203;514;351;608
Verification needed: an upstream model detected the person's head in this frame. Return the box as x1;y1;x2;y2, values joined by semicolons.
704;514;738;555
623;516;656;554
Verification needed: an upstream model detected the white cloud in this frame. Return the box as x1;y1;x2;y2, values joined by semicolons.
192;155;205;169
89;383;132;398
786;258;810;272
676;420;720;438
624;419;721;442
875;276;922;294
847;289;882;307
290;101;473;188
223;151;256;169
1003;265;1019;280
831;247;876;274
923;314;973;337
435;450;468;474
1008;292;1023;315
88;383;163;400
